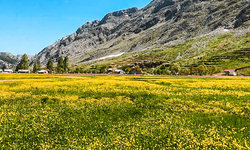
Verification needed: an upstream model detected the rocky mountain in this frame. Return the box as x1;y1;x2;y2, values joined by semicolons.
0;52;18;69
16;54;34;62
31;0;250;67
0;52;34;69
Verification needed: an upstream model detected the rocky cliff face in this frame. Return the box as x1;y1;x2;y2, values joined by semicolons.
31;0;250;66
0;52;18;69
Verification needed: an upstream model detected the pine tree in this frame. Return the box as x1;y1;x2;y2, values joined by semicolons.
15;63;21;71
21;54;29;69
37;61;41;70
33;62;38;73
56;56;64;73
63;56;69;73
16;54;29;71
46;60;53;70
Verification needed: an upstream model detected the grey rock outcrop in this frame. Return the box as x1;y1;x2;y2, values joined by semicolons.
0;52;34;69
31;0;250;66
0;60;10;69
0;52;18;68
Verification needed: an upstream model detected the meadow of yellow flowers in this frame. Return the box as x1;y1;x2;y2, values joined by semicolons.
0;74;249;149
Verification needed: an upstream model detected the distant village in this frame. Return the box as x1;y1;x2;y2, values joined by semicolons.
0;69;53;74
0;67;240;76
0;54;242;76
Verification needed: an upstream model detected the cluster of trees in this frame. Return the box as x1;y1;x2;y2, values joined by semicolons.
74;64;109;74
16;54;29;71
33;56;68;74
15;54;44;73
152;64;219;76
15;54;69;74
152;65;170;75
238;68;250;76
15;54;220;76
153;64;182;75
32;56;68;73
46;60;53;71
72;63;219;76
120;65;133;74
55;56;69;73
32;61;41;73
197;64;218;76
73;64;143;74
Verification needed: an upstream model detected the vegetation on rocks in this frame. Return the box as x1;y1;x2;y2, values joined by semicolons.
83;29;249;76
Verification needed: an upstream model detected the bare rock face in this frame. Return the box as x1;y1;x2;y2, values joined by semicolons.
31;0;250;66
0;60;10;69
0;52;18;68
234;5;250;28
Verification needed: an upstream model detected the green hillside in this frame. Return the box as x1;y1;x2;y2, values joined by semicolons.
76;30;250;75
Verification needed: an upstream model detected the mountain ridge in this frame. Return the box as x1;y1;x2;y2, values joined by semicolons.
0;52;34;69
20;0;250;67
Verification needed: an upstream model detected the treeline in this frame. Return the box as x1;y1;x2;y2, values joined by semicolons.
72;63;220;76
14;54;220;76
74;65;111;74
55;56;69;73
36;56;69;73
152;64;219;76
32;61;41;73
15;54;69;74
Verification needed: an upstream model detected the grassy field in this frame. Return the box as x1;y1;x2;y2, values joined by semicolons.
0;74;250;149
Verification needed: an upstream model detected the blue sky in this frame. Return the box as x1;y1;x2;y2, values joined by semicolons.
0;0;151;55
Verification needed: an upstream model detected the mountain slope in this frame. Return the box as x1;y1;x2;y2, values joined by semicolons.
105;28;250;70
0;52;34;69
0;52;19;69
31;0;250;67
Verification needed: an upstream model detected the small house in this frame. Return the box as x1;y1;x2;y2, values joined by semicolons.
224;69;237;76
46;69;53;74
107;68;114;74
4;69;13;73
18;69;30;73
114;70;125;74
38;70;48;74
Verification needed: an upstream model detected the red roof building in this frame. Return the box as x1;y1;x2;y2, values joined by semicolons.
224;69;237;76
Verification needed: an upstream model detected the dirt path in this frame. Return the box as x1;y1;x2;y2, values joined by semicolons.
66;76;87;79
137;75;250;81
0;76;87;82
0;79;25;82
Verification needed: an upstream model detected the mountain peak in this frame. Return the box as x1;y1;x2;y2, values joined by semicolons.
31;0;250;67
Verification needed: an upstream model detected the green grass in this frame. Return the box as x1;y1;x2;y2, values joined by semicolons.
0;75;250;149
